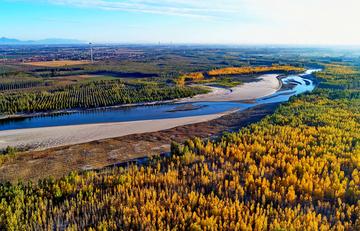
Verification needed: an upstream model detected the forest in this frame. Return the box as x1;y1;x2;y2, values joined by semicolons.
207;65;304;76
0;80;206;114
0;62;358;230
176;65;304;86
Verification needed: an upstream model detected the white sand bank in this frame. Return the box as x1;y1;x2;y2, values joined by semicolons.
180;74;281;102
0;112;232;150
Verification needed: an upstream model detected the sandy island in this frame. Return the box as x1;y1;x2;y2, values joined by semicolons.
180;74;281;102
0;74;281;150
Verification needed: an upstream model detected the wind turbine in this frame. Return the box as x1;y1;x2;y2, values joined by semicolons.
89;42;94;63
0;53;5;74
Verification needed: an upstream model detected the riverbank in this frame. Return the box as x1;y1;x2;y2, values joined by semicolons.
0;110;237;151
0;73;281;121
0;99;180;121
0;103;279;183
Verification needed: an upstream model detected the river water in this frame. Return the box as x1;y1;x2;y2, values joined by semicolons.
0;70;319;131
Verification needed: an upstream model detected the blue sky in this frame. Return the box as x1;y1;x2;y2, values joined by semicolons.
1;0;360;45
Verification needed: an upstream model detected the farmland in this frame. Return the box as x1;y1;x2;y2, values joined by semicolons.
24;60;91;67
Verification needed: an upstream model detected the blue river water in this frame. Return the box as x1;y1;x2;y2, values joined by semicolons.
0;70;319;131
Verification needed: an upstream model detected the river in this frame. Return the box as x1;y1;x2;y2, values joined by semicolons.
0;69;319;131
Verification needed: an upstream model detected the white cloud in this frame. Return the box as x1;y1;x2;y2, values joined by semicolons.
38;0;247;18
216;0;360;45
11;0;360;44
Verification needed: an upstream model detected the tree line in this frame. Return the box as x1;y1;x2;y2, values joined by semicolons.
176;65;305;86
207;65;305;76
0;80;43;91
0;80;207;114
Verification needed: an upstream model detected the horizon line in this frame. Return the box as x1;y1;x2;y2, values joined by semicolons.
2;42;360;49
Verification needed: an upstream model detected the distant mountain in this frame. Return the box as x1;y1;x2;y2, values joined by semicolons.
0;37;86;45
0;37;21;44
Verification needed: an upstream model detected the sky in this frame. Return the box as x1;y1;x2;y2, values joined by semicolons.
1;0;360;45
